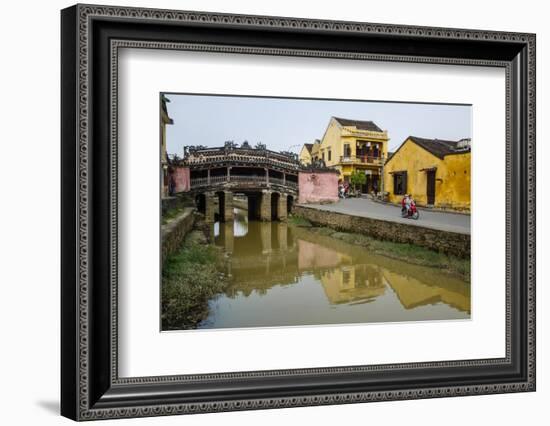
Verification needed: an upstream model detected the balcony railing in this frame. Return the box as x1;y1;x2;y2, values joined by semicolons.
339;155;383;165
190;175;297;189
228;175;266;183
269;177;285;186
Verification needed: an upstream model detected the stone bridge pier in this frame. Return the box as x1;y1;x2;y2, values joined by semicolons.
198;190;292;223
200;191;235;223
276;193;288;221
259;190;271;221
203;191;216;223
220;191;234;222
260;190;289;222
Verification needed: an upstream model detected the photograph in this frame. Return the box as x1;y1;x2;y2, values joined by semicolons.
160;93;472;331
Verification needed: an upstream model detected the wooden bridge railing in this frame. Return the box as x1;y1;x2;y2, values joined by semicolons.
190;175;297;189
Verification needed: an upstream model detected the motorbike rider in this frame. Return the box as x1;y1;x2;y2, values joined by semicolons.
403;194;412;213
343;181;350;198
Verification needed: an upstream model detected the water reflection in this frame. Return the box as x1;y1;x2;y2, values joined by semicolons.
200;208;470;329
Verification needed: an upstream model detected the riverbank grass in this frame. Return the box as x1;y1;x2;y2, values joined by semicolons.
161;231;226;330
162;206;186;225
289;215;470;282
287;215;313;227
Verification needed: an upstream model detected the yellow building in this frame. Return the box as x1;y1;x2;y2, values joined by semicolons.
312;117;389;193
310;140;321;162
384;136;471;211
299;139;323;166
299;142;313;165
160;94;173;197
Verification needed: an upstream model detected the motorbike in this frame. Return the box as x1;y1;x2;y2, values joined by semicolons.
401;197;420;220
338;184;350;199
338;186;346;199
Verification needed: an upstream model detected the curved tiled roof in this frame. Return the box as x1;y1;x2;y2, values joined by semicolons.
302;143;313;154
385;136;470;166
333;117;383;132
408;136;470;160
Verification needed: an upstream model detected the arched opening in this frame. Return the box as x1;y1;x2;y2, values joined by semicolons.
271;192;280;221
215;191;225;222
287;195;294;214
246;192;262;221
195;193;206;214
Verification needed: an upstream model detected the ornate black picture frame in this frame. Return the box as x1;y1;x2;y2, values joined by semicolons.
61;4;536;421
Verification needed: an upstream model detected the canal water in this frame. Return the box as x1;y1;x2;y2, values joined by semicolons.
198;208;470;329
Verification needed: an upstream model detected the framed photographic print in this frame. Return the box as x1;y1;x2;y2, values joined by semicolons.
61;4;536;421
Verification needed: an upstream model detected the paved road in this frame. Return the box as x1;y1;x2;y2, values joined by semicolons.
300;197;470;235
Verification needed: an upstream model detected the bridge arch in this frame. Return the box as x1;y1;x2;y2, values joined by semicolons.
195;193;206;215
214;191;225;222
270;192;280;221
246;192;262;221
287;194;294;215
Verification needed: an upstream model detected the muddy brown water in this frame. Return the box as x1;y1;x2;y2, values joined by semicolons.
198;208;470;329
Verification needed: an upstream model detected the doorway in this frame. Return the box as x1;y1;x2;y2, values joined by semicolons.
426;170;436;205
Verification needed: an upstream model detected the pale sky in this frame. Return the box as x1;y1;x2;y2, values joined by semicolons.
164;93;471;156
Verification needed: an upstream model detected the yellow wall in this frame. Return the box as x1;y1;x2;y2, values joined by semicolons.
384;139;471;211
438;152;471;210
319;120;346;167
299;145;312;165
310;141;320;162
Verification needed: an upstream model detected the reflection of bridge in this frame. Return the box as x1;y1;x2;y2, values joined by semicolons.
183;146;299;222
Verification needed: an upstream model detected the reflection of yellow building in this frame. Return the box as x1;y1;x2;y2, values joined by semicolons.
303;117;389;193
320;264;386;305
318;261;470;312
382;269;470;313
384;136;471;211
217;221;470;315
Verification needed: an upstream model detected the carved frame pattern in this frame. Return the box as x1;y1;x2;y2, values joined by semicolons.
61;4;536;421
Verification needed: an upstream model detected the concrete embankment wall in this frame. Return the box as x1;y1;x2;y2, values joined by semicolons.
161;193;195;215
162;207;195;262
293;205;470;258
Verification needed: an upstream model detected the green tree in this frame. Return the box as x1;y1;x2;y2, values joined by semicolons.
349;170;366;195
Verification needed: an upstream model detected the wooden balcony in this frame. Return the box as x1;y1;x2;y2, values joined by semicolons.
339;155;383;166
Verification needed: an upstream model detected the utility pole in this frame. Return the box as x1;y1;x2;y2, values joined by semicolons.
380;153;385;200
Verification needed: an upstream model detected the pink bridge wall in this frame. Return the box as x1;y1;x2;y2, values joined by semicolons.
172;166;190;193
298;171;339;204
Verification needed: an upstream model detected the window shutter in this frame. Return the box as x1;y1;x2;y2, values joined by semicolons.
403;172;408;194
